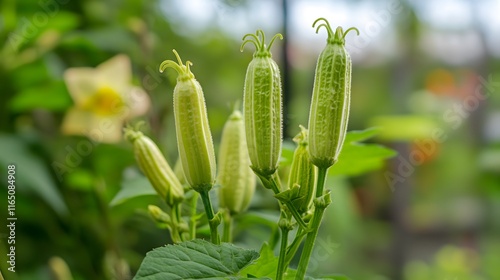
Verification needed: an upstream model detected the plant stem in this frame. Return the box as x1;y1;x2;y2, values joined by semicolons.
261;172;309;231
314;167;328;200
222;210;233;243
276;223;289;280
268;172;282;194
189;191;199;240
199;189;220;244
284;200;309;232
284;227;307;267
170;203;182;243
295;167;329;280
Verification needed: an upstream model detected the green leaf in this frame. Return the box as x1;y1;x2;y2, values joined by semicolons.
133;239;259;280
110;175;157;206
281;128;395;177
240;243;277;279
240;243;350;280
369;115;439;141
9;81;72;112
343;127;379;143
0;134;68;216
330;128;397;176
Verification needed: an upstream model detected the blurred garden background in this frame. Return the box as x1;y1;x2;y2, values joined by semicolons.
1;0;499;279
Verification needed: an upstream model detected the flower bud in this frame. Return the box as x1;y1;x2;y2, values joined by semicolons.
288;126;317;213
124;127;184;206
217;109;256;214
148;204;171;224
159;50;216;192
241;30;283;177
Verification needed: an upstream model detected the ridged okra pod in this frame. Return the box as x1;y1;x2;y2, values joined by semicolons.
124;128;184;206
288;126;316;214
307;18;359;169
159;50;216;192
217;109;256;215
241;30;283;177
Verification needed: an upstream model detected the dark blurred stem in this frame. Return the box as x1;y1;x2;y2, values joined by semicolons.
95;179;116;251
199;189;220;244
295;167;329;280
95;179;129;280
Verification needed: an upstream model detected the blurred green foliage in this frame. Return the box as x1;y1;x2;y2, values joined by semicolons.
0;0;499;279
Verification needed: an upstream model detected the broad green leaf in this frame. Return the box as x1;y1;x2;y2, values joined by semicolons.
281;128;395;177
343;127;379;143
110;175;156;206
240;243;346;280
9;81;72;112
240;243;277;279
0;134;68;216
133;239;259;280
369;115;439;141
7;12;79;51
330;128;396;176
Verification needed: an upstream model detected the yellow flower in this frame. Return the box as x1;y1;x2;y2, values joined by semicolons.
62;55;150;143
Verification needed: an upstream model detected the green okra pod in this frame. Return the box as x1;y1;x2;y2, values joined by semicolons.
288;126;317;214
241;30;283;178
124;128;184;206
217;109;256;215
159;50;216;192
307;18;359;169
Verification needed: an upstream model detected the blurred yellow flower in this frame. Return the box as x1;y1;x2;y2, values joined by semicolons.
62;55;150;143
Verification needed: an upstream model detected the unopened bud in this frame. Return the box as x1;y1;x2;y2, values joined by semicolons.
124;127;184;206
217;109;256;214
288;126;317;213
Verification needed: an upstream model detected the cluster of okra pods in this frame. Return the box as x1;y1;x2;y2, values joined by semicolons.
124;17;358;280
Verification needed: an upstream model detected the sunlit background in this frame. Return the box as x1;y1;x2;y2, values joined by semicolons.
0;0;499;279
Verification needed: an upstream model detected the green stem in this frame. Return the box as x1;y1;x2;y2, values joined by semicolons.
199;189;220;244
268;172;282;194
260;172;309;231
222;210;233;243
295;167;329;280
170;203;182;243
284;200;308;232
276;224;289;280
189;191;199;240
284;227;306;267
314;167;328;200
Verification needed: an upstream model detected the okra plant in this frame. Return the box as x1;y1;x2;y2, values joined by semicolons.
125;17;384;280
